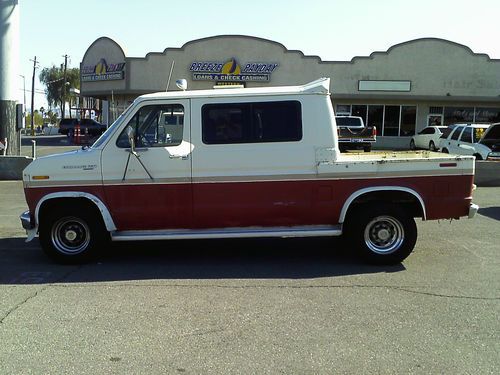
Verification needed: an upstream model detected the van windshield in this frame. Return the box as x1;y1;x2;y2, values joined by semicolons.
91;105;133;149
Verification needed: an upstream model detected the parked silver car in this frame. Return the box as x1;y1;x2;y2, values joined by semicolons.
439;123;491;160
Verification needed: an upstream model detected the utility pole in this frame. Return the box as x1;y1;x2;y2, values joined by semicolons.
61;54;68;120
0;0;20;155
30;56;38;136
19;74;26;155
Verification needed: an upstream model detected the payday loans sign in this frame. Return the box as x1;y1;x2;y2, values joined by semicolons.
82;58;125;82
190;58;278;82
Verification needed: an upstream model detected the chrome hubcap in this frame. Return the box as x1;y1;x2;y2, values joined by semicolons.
51;217;90;255
65;230;77;242
364;215;405;254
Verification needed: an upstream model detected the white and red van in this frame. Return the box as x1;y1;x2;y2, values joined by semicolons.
20;78;478;264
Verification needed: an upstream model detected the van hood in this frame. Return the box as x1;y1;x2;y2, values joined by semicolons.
23;148;102;186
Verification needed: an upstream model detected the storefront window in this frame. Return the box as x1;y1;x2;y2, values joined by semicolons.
335;104;351;115
383;106;400;136
474;107;500;123
444;107;474;125
400;106;416;136
352;105;367;125
367;105;383;130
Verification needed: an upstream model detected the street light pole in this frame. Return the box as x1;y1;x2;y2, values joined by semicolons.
62;54;68;119
30;56;38;136
18;74;26;155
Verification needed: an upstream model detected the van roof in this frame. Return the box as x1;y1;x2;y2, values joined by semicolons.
138;78;330;102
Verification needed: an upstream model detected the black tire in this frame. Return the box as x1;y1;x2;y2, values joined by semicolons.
363;145;371;152
39;204;108;264
429;141;436;151
473;153;483;160
344;204;417;265
409;139;416;150
442;148;449;154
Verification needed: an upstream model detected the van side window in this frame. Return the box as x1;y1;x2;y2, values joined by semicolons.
202;101;302;144
117;104;184;148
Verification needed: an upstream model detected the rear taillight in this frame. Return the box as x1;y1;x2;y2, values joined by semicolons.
372;126;377;137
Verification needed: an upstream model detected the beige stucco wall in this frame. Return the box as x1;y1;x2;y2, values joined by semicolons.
330;39;500;98
81;35;500;99
81;37;127;94
80;35;500;140
126;36;332;92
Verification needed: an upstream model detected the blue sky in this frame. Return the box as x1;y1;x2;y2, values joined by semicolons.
17;0;500;109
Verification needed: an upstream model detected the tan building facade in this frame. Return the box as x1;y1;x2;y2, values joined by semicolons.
80;35;500;148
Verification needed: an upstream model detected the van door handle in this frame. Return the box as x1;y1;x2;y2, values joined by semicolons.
169;154;189;160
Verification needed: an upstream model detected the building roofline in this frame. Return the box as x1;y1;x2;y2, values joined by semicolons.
83;35;500;66
82;36;126;62
344;37;499;64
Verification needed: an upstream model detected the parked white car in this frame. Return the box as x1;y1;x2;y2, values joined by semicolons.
439;123;491;160
410;126;447;151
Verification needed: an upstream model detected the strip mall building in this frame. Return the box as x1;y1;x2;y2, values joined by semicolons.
80;35;500;148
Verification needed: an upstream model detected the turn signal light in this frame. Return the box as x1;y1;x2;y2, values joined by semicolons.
32;176;50;180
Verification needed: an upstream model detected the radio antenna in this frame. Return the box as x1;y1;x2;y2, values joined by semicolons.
166;60;175;91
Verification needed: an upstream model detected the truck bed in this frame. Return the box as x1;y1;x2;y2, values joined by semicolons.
317;151;474;182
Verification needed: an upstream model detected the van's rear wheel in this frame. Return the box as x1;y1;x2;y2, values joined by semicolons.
345;204;417;264
39;205;108;264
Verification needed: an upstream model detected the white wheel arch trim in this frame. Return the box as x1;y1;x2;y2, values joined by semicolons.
339;186;427;223
34;192;117;232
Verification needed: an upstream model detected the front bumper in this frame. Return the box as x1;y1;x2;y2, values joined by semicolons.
468;203;479;219
20;210;34;230
20;211;37;242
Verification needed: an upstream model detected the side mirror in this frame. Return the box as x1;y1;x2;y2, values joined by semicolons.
126;126;136;153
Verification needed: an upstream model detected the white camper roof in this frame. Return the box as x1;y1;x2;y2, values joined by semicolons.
137;78;331;102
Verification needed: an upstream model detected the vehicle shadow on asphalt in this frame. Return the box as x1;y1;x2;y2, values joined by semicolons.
0;237;405;285
478;207;500;221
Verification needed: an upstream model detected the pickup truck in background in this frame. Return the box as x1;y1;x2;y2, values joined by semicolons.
20;78;477;265
336;115;376;152
59;118;107;138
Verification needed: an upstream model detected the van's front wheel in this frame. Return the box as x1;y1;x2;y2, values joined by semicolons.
39;205;107;264
345;204;417;264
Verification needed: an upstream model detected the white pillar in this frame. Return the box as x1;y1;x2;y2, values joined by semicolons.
0;0;20;155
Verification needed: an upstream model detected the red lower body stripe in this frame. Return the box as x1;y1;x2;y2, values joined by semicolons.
25;175;474;231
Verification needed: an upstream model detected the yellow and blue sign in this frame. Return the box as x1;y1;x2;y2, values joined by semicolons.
190;58;278;82
82;58;125;82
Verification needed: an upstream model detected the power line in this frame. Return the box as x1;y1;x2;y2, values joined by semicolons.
44;76;65;84
20;88;45;94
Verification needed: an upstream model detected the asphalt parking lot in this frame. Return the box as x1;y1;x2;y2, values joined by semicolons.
0;176;499;374
2;135;500;373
